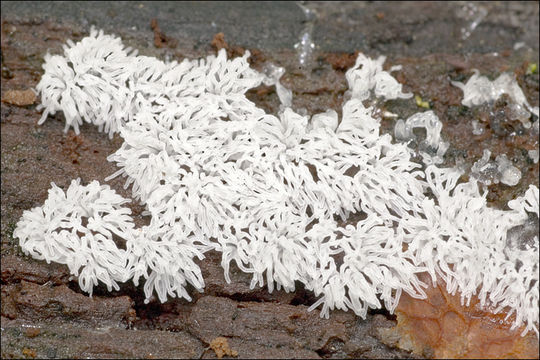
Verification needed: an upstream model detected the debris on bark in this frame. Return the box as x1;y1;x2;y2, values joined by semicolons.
210;337;238;359
1;89;36;106
150;18;177;48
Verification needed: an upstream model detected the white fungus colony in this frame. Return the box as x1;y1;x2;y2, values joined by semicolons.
14;28;539;337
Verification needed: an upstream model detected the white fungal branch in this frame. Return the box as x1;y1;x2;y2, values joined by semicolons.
14;179;134;295
15;28;539;337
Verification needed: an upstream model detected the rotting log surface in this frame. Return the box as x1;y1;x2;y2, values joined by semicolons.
1;2;539;359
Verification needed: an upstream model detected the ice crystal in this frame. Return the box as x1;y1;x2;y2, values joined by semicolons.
456;2;488;40
260;62;292;108
470;149;522;186
294;2;317;70
394;110;449;165
451;70;539;125
528;149;539;164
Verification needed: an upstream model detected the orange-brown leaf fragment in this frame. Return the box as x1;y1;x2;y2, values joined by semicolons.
210;337;238;359
391;273;539;359
2;89;36;106
22;348;37;358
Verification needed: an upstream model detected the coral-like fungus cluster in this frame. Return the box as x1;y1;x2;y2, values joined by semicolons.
14;28;539;337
